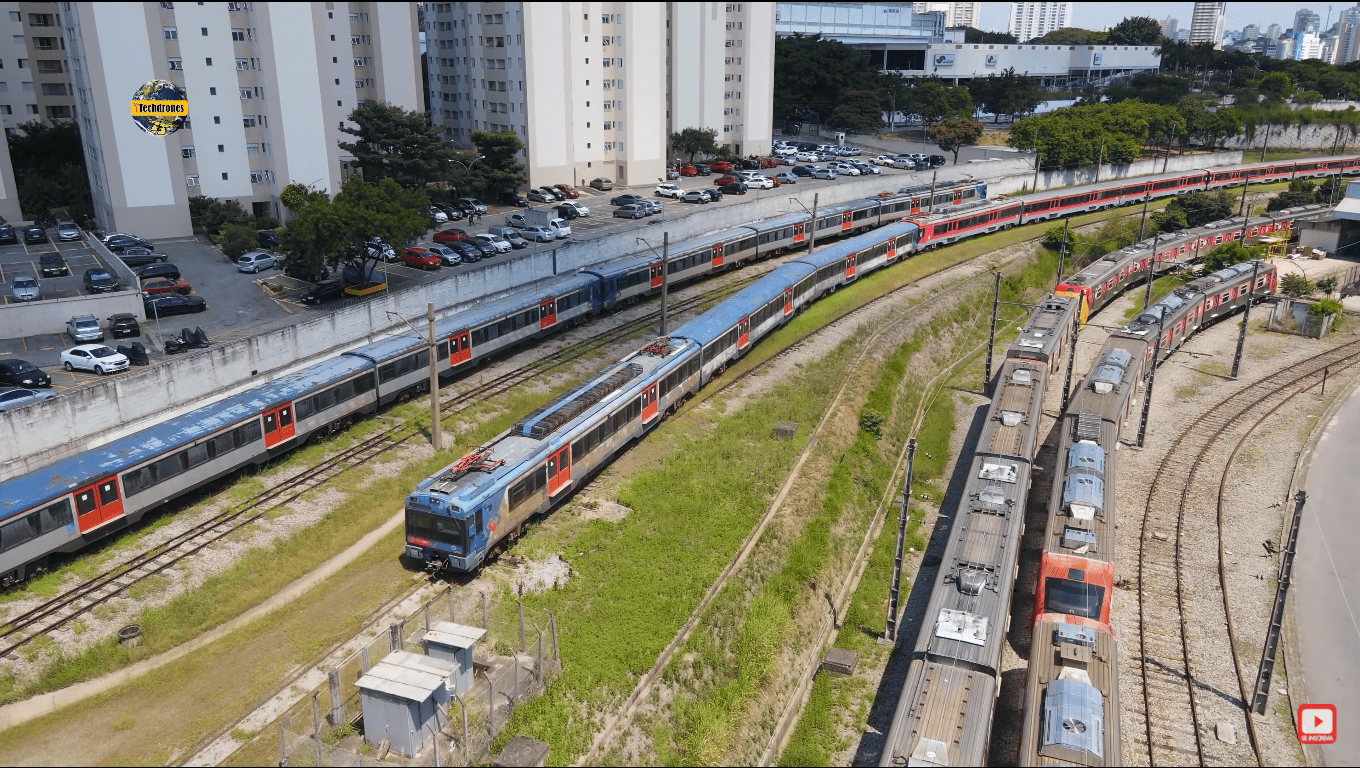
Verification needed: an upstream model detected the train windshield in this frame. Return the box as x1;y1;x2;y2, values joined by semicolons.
406;507;467;553
1043;577;1105;620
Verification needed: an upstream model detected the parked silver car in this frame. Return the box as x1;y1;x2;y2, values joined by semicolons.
10;275;40;302
55;221;82;241
520;225;556;243
0;388;57;412
66;314;103;343
236;251;278;273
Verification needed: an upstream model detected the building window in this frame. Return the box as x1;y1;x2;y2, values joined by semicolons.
33;37;58;50
40;83;66;96
0;106;10;115
205;57;212;66
164;26;178;40
250;171;265;183
7;11;18;21
236;58;248;71
38;60;63;74
21;81;32;91
355;79;365;88
16;59;25;69
182;145;195;158
353;57;365;67
239;87;251;99
232;28;245;41
214;115;221;124
209;87;217;95
218;144;224;152
351;35;361;45
167;57;182;70
186;174;199;186
243;116;256;127
28;13;55;26
222;172;229;180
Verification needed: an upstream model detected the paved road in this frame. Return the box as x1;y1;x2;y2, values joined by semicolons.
1297;384;1360;765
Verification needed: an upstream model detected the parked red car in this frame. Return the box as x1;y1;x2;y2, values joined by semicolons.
554;184;580;199
402;248;442;270
679;165;699;177
714;175;740;186
708;160;734;173
140;276;192;295
759;157;777;169
432;228;469;244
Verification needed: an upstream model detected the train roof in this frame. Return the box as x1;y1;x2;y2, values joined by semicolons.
1066;336;1145;418
668;262;818;346
750;211;811;231
434;271;597;336
409;338;696;511
789;220;919;272
1008;295;1077;361
978;358;1048;461
342;333;427;364
1187;258;1266;291
1019;619;1120;766
1;355;374;521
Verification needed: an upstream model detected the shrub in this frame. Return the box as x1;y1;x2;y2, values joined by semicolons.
217;223;258;258
1309;297;1344;319
1202;241;1261;271
1318;276;1339;295
1280;273;1314;297
858;408;885;437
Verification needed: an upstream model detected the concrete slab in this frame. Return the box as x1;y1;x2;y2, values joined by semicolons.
492;735;548;767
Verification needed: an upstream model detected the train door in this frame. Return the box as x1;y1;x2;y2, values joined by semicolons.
783;287;793;316
845;254;856;279
650;263;664;288
74;477;124;534
738;317;750;349
539;297;557;329
886;236;899;261
953;188;964;205
841;211;852;232
641;383;659;423
546;446;571;496
262;403;295;448
449;331;471;366
711;243;725;269
910;197;922;215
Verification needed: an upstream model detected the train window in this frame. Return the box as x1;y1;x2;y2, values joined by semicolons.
379;362;397;382
279;407;292;428
186;443;210;469
1043;577;1105;620
0;514;40;553
155;452;188;482
40;500;72;534
296;398;315;421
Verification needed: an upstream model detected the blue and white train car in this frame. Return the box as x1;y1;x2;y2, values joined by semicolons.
433;272;598;374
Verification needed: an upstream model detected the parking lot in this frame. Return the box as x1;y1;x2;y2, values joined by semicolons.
0;234;108;305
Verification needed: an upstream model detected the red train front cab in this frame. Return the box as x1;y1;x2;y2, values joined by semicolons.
1034;553;1114;632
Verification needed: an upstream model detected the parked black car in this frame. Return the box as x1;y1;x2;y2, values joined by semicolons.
105;236;153;253
117;246;169;266
693;164;712;176
301;280;347;305
447;241;482;263
433;202;466;220
0;359;51;388
83;268;119;293
257;230;282;248
464;239;498;259
610;194;645;206
500;193;530;208
791;165;815;177
708;187;725;201
927;155;947;167
554;204;583;220
108;313;141;338
136;262;182;281
284;261;331;283
39;253;70;277
0;224;15;244
719;182;748;195
22;226;47;245
144;293;207;317
738;158;761;170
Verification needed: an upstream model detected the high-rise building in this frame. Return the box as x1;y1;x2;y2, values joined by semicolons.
63;2;420;239
1007;2;1073;42
425;3;774;190
1295;8;1322;34
912;2;981;29
1294;30;1323;59
1267;23;1282;39
1159;17;1179;38
1242;24;1260;40
1337;7;1360;64
1189;2;1226;48
0;1;77;222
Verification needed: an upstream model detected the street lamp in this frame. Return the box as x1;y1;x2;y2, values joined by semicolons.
450;154;486;173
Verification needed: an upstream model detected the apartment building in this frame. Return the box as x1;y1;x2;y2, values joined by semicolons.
61;1;419;239
1008;2;1073;43
1189;2;1226;48
424;2;773;190
912;2;980;30
0;1;75;222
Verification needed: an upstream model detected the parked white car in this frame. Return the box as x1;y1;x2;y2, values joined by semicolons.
871;155;897;166
830;162;861;176
655;183;684;198
744;175;774;189
60;344;129;375
471;234;513;254
794;152;820;162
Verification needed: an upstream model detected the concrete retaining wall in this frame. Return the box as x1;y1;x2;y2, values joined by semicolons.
1223;123;1360;152
0;150;1251;476
0;291;143;338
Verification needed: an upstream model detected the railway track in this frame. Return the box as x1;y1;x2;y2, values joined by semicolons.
1128;335;1360;766
0;263;773;663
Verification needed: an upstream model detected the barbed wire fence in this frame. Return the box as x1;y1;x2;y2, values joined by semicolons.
278;586;560;767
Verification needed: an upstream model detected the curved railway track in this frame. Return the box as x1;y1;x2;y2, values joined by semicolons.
1129;335;1360;766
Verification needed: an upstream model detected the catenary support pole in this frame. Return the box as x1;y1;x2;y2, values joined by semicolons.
928;170;938;213
1138;194;1151;240
1062;307;1079;412
884;438;916;643
1251;491;1307;714
984;271;1001;393
660;231;670;335
1231;260;1263;380
1055;218;1071;284
1143;234;1160;312
808;193;820;254
1137;320;1164;448
428;302;441;452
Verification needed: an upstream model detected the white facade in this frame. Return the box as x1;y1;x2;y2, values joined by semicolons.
426;2;773;190
63;2;420;239
1294;31;1323;60
776;2;942;40
913;2;980;29
904;41;1159;85
1294;9;1322;35
1189;2;1225;48
1007;2;1072;43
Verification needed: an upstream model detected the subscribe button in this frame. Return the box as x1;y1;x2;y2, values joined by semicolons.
1298;704;1337;744
130;100;188;116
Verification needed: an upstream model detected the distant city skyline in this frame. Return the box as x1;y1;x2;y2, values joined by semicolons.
976;2;1357;37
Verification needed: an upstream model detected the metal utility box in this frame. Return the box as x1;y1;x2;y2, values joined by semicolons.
423;621;487;697
356;654;449;758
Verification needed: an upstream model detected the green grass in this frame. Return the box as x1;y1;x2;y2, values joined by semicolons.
778;672;835;767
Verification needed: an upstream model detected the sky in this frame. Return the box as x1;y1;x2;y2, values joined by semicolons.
975;2;1358;36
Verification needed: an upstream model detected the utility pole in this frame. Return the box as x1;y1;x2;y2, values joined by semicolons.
1136;320;1164;448
660;231;670;335
984;271;1001;393
1138;194;1151;240
1236;176;1253;244
1230;260;1263;379
1093;137;1105;184
1261;125;1270;164
884;439;916;643
1143;234;1160;312
1055;218;1071;284
1031;143;1041;193
927;170;938;213
1251;491;1307;714
428;302;441;452
808;193;820;254
1061;307;1079;411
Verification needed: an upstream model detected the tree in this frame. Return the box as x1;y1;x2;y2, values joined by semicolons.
468;130;527;198
773;33;883;124
670;127;720;163
1105;74;1190;106
1164;191;1236;228
1258;72;1295;101
188;196;252;237
1027;27;1107;45
1280;273;1315;297
929;118;984;164
912;78;974;127
1309;297;1344;325
280;182;327;212
1266;179;1318;211
338;101;458;188
968;67;1042;122
1107;16;1164;46
1202;240;1259;271
829;90;886;132
958;27;1017;44
280;176;429;286
217;224;258;259
1149;206;1188;234
6;120;94;227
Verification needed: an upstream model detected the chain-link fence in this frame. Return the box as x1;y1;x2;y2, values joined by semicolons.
1266;298;1337;338
279;587;560;767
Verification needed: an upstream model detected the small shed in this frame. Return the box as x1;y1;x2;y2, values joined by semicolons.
356;655;449;757
386;650;456;706
423;621;487;696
